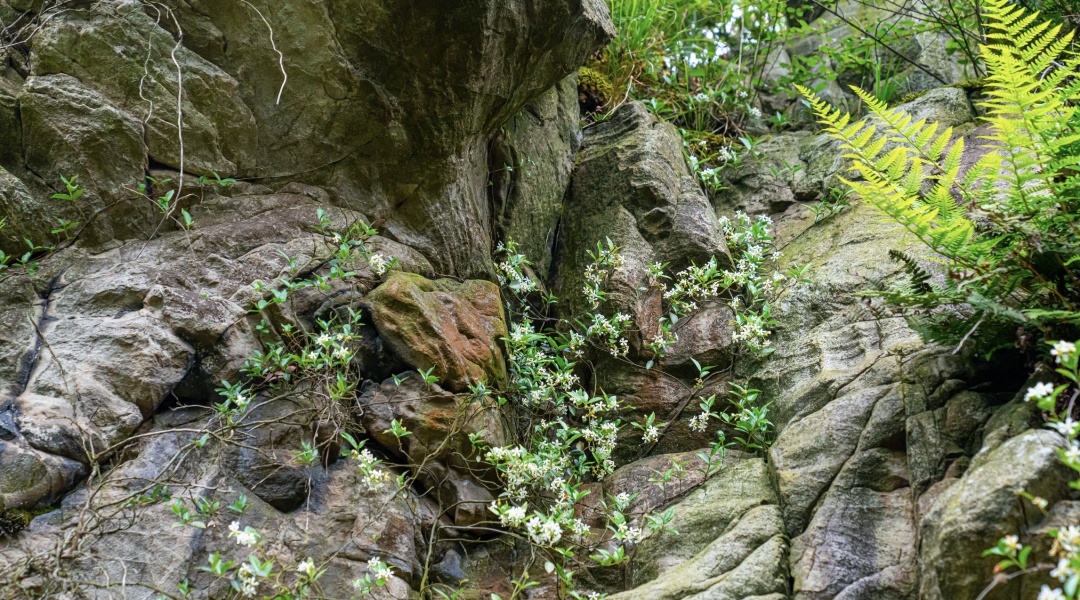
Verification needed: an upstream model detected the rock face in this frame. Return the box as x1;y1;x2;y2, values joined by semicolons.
608;455;789;600
0;3;1068;600
358;376;507;527
919;429;1072;600
555;101;727;328
0;0;614;278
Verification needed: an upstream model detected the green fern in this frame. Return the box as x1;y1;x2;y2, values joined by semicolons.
796;84;980;259
888;250;933;295
798;0;1080;348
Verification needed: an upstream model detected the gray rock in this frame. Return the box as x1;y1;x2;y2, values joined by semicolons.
490;74;582;276
30;1;258;176
919;429;1072;600
555;101;727;333
358;376;506;528
3;413;428;598
18;73;151;249
225;397;314;512
606;456;788;600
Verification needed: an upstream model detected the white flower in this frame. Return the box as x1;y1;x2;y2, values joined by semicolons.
500;505;527;527
228;521;260;547
1039;585;1065;600
297;557;316;577
1051;341;1076;363
525;516;562;545
1052;558;1074;581
1025;382;1055;401
748;106;762;118
642;425;659;444
1003;534;1021;552
1066;444;1080;462
368;253;390;275
689;413;709;432
1033;496;1049;510
623;525;645;544
1052;417;1080;437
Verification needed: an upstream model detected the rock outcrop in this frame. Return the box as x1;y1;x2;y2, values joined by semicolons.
0;2;1069;599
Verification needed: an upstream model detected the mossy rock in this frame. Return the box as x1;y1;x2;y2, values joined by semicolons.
577;65;614;113
0;505;55;537
367;272;508;393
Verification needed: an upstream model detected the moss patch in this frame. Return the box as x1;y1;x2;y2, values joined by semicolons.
577;66;614;114
0;506;55;537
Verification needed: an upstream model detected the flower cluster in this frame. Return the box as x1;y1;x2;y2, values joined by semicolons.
586;313;632;357
228;521;260;548
352;557;395;595
719;212;795;354
352;447;390;491
582;240;624;310
366;252;390;275
236;562;261;597
990;341;1080;599
496;240;538;293
525;515;564;546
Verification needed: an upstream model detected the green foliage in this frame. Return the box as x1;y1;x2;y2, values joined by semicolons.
799;0;1080;350
50;174;84;202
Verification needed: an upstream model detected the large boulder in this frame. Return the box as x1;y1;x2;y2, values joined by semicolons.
605;455;788;599
16;73;151;249
919;429;1072;600
366;272;509;393
0;0;613;275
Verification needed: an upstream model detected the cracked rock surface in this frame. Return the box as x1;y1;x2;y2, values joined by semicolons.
0;2;1066;599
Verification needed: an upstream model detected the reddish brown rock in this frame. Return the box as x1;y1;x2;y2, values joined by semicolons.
367;272;508;392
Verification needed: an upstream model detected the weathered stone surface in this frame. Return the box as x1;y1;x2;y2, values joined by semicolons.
595;356;728;461
358;376;506;527
490;74;582;276
0;197;384;510
0;166;45;252
225;397;315;512
367;272;508;393
17;73;151;249
1;410;427;598
606;456;787;600
919;429;1072;600
555;100;727;337
0;3;1063;597
1;0;613;277
738;165;1002;599
30;1;258;176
